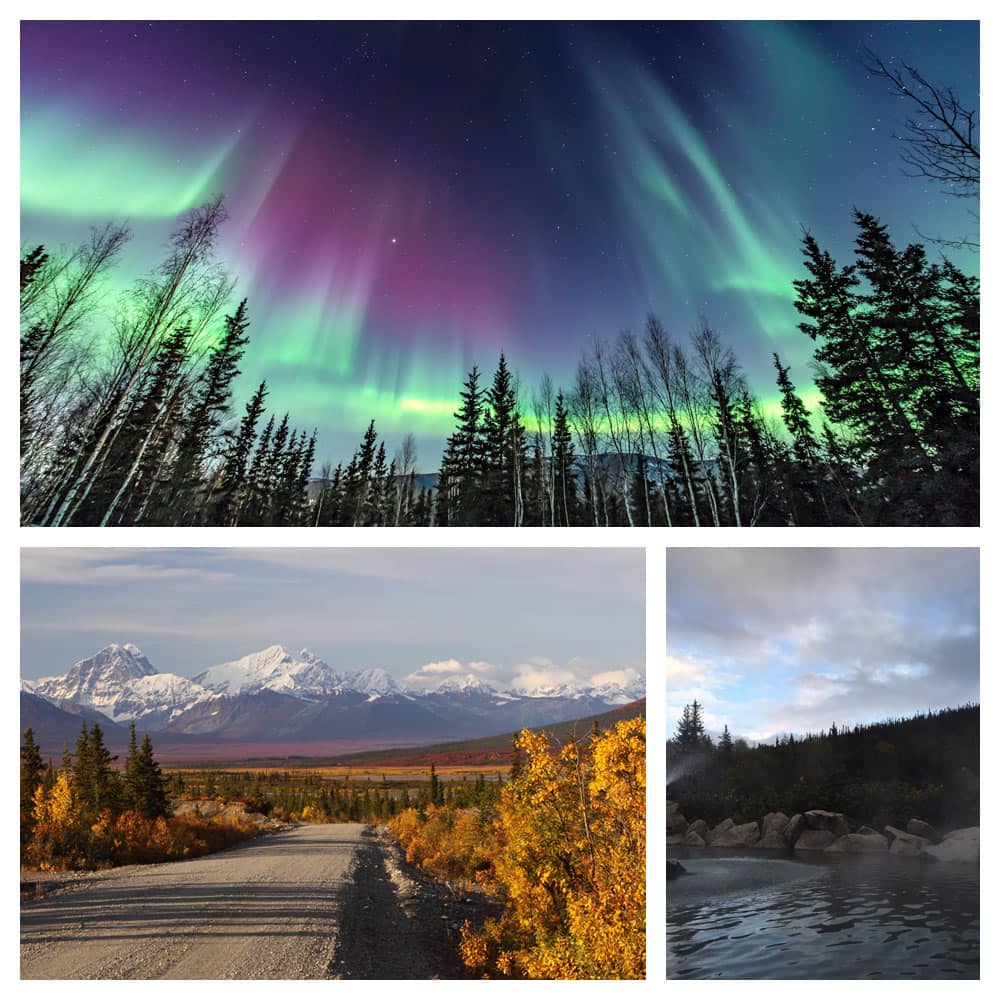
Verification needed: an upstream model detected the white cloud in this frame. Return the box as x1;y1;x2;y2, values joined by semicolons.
589;667;642;688
404;658;500;686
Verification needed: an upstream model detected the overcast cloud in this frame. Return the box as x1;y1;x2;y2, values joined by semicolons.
21;548;644;691
666;548;979;742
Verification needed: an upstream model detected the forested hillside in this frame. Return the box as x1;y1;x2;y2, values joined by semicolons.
667;702;979;830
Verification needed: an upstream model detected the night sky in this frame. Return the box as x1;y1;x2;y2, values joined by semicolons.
21;21;979;465
666;548;980;743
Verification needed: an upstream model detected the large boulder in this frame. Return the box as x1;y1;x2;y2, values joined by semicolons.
804;810;850;837
885;825;929;856
759;830;789;849
705;818;735;845
826;832;888;853
665;834;687;846
923;827;979;864
906;819;940;843
794;828;837;851
784;813;806;846
666;807;689;835
762;811;790;839
684;829;707;847
686;819;709;841
711;821;761;848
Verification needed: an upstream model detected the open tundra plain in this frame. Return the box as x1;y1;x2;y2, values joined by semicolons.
21;823;491;979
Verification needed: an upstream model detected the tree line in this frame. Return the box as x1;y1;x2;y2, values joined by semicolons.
20;723;255;870
667;701;980;831
169;763;500;824
21;202;979;526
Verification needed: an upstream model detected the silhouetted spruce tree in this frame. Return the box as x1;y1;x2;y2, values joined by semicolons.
481;354;525;525
238;412;273;524
209;380;268;525
315;463;344;526
20;245;49;292
341;421;378;526
439;366;485;525
364;441;390;525
772;353;827;525
675;701;710;753
551;390;580;527
161;299;251;523
794;220;947;524
852;211;978;523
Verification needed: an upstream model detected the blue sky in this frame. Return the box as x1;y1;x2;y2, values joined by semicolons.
21;548;644;693
666;548;979;743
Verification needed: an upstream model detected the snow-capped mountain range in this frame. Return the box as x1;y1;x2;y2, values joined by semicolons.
23;643;644;743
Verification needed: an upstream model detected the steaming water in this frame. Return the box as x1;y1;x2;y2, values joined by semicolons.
666;847;979;979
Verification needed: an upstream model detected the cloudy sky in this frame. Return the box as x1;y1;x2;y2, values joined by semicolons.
667;548;979;743
21;548;644;693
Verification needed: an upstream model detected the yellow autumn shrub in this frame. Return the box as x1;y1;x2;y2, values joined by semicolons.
389;803;499;883
460;718;645;979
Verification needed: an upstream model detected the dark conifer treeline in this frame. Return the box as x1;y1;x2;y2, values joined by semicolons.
667;702;980;830
21;723;176;868
168;765;498;824
21;202;979;526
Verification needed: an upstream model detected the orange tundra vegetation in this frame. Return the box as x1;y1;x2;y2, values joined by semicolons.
389;717;646;979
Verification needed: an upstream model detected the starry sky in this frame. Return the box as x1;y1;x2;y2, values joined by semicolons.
666;548;979;743
21;548;644;692
20;21;979;466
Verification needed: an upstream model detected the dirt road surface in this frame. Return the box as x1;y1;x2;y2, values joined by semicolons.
21;823;494;980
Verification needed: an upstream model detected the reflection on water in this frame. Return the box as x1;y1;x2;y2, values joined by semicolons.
666;848;979;979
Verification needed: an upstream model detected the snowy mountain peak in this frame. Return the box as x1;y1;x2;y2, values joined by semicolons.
65;643;157;686
343;668;398;697
31;644;215;723
194;645;342;699
423;674;499;696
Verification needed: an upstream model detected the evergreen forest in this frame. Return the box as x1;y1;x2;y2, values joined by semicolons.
21;204;979;527
666;701;980;831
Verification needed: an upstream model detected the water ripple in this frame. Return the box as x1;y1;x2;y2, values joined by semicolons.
666;848;979;979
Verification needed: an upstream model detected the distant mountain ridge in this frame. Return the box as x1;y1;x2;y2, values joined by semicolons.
23;643;644;748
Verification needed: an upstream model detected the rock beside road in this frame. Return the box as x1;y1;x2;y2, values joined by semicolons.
170;798;285;830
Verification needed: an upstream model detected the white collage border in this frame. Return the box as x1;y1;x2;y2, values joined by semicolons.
4;0;993;994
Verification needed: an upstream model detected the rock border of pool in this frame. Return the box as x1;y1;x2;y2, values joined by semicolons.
666;801;979;863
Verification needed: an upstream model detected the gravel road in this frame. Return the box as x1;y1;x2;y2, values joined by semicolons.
21;823;495;980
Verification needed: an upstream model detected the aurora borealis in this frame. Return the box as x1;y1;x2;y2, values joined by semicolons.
20;21;979;465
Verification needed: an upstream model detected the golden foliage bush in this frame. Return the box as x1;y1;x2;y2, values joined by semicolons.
24;781;257;871
389;803;499;883
390;718;645;979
